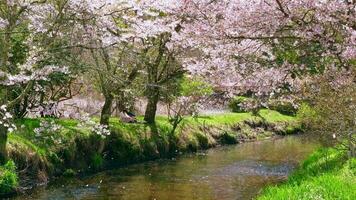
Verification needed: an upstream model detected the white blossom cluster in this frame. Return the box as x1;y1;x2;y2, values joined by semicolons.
34;120;63;137
0;17;8;29
92;124;111;138
1;37;70;86
238;99;260;112
77;113;111;138
0;105;16;133
0;1;71;88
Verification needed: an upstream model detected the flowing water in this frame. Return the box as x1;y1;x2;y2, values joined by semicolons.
15;135;319;200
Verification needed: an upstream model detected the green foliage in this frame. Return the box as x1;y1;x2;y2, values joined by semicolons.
63;169;77;177
300;77;355;156
220;131;237;144
268;100;297;116
296;103;317;120
180;76;213;97
296;103;318;130
0;160;18;195
228;96;254;113
272;39;328;76
187;135;199;152
195;132;209;149
90;153;104;171
8;25;30;67
257;148;356;200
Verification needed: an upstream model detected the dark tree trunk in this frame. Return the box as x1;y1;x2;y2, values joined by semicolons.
100;94;114;125
0;125;8;164
144;88;160;124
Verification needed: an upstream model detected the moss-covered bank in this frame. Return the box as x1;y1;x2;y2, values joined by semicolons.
1;109;300;197
257;148;356;200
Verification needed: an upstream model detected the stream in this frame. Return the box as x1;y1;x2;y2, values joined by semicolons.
15;135;319;200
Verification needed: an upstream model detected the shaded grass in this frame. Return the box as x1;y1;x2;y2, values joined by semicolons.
257;148;356;200
7;110;299;168
8;110;298;162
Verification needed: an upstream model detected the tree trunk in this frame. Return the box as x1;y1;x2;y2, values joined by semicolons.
100;94;113;125
144;88;160;124
0;125;8;164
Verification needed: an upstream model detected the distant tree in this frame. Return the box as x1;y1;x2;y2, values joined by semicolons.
166;76;213;134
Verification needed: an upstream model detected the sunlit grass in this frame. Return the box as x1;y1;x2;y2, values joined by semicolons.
259;109;296;122
257;148;356;200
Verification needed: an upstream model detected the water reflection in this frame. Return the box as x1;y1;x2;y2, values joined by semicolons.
15;135;319;200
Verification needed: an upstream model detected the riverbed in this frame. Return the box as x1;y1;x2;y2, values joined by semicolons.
15;135;319;200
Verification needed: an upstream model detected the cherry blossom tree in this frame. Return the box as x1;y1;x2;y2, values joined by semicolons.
68;0;187;124
177;0;355;103
0;0;354;162
69;0;355;122
68;0;143;125
0;0;81;163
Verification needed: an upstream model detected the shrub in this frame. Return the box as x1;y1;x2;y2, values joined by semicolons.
90;153;104;171
220;131;237;144
63;169;77;177
296;103;317;120
195;132;209;149
0;160;18;195
268;100;298;116
228;96;254;113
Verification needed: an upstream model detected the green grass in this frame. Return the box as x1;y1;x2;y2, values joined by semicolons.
7;110;299;165
257;148;356;200
8;134;47;157
259;109;296;123
160;109;294;127
8;110;299;157
106;112;254;135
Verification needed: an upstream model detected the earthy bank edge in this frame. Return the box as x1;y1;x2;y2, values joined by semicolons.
1;109;300;197
257;148;356;200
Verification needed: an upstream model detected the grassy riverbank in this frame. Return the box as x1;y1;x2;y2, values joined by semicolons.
1;109;299;196
257;148;356;200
